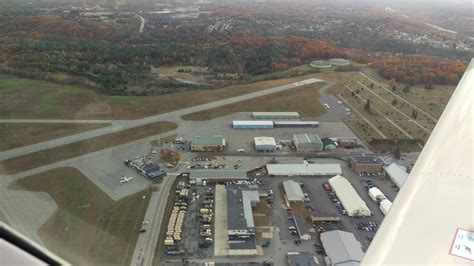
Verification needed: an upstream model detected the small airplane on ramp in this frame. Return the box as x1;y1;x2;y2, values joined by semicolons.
120;176;133;183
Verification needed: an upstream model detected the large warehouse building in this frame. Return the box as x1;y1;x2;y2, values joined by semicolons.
349;154;384;174
328;175;372;217
254;137;277;152
267;164;342;176
252;111;300;120
232;120;274;129
320;230;365;266
190;170;247;185
273;121;319;127
283;180;305;202
190;135;226;152
293;133;323;151
383;163;409;188
226;185;259;256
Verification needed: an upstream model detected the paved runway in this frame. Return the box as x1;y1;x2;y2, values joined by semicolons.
0;78;323;161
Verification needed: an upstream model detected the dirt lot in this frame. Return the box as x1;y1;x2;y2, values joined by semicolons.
9;167;151;265
0;123;110;151
0;122;177;174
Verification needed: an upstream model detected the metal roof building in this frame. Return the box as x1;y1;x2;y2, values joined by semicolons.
254;137;277;152
320;230;365;266
283;180;304;202
294;215;312;240
232;120;274;129
383;163;409;188
274;121;319;127
328;175;371;217
379;199;392;216
190;135;226;152
190;170;247;185
267;164;342;176
287;252;318;266
252;112;300;120
222;185;259;256
368;187;386;203
293;133;323;151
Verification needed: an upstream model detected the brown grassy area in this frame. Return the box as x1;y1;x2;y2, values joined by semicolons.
8;167;151;265
0;123;110;151
0;122;177;174
0;74;331;120
182;82;326;121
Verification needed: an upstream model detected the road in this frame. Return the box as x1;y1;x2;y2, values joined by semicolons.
137;14;145;33
0;78;322;161
130;154;191;266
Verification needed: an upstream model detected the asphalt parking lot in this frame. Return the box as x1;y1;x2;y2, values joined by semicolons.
165;185;215;260
177;112;367;153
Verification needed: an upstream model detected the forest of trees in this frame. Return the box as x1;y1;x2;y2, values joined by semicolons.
371;56;466;85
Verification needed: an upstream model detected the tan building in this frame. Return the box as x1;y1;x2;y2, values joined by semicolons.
349;155;383;174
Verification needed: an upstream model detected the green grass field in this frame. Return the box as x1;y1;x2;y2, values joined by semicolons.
0;122;177;174
182;82;326;121
0;123;110;151
9;167;151;265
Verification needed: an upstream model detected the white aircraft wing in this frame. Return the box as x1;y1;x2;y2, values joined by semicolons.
362;59;474;264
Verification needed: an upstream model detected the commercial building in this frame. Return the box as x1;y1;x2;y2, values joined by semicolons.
267;164;342;176
293;134;323;151
368;187;386;203
124;159;166;180
383;163;409;188
252;112;300;120
190;135;226;152
283;180;304;202
287;252;318;266
232;120;274;129
254;137;277;152
349;155;384;174
190;170;247;185
226;185;259;256
328;175;372;217
320;230;365;266
294;215;312;240
273;121;319;127
380;199;392;216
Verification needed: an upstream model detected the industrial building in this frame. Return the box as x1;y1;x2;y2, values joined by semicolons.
293;134;323;151
273;121;319;127
124;159;166;180
380;199;392;216
321;137;337;150
190;135;226;152
267;164;342;176
294;215;312;240
226;185;259;256
287;252;318;266
254;137;277;152
189;170;247;185
252;111;300;120
283;180;305;202
383;163;409;188
349;155;384;174
232;120;274;129
368;187;387;203
328;175;372;217
320;230;365;266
